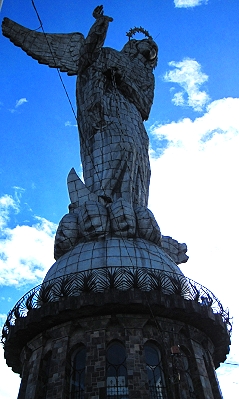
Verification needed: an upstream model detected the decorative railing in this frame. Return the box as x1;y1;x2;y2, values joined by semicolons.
1;267;231;344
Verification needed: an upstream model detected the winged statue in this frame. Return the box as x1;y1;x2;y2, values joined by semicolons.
2;5;158;208
2;6;189;263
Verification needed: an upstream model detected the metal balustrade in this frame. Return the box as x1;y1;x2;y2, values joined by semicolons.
1;266;232;344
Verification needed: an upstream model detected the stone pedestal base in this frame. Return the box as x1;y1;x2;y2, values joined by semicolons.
4;290;229;399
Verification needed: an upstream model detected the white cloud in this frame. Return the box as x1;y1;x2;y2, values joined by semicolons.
8;98;28;113
0;315;20;398
15;98;28;108
149;97;239;263
0;346;20;399
174;0;208;7
217;365;239;398
0;194;19;230
216;332;239;398
164;58;210;111
0;192;56;397
149;97;239;397
0;313;7;328
0;194;56;287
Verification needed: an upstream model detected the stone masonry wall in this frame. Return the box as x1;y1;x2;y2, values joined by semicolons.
17;312;221;399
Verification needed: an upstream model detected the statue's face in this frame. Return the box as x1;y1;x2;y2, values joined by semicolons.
122;39;158;68
136;39;158;66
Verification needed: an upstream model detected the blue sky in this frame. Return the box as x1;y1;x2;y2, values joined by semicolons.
0;0;239;397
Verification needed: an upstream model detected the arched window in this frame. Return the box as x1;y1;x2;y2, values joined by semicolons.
70;346;86;399
37;351;52;399
179;347;195;398
106;341;129;398
144;342;167;399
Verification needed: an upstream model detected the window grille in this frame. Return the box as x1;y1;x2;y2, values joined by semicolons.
70;346;86;399
179;348;196;398
144;342;167;399
106;341;129;399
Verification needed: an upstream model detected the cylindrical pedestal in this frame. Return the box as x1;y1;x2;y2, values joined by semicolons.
4;289;229;399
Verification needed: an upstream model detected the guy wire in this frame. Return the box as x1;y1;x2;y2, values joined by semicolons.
30;0;114;204
31;0;77;121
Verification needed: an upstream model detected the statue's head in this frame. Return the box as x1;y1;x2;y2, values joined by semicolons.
121;38;158;68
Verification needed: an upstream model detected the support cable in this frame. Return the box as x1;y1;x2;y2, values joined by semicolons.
31;0;77;121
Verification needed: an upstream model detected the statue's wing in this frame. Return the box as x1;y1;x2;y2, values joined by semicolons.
2;17;85;75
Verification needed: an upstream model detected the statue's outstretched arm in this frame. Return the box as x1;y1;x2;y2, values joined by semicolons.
2;17;85;76
78;5;113;74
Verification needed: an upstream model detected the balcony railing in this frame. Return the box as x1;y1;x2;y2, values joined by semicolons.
1;266;231;344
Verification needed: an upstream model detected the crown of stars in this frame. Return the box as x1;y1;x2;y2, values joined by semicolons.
126;26;152;40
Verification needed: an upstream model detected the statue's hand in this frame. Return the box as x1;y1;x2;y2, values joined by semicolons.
93;5;113;22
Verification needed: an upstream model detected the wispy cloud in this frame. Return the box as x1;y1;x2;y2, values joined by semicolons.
0;194;20;230
174;0;208;8
0;194;56;287
0;297;11;302
65;120;78;127
9;98;28;113
164;58;210;111
15;98;28;108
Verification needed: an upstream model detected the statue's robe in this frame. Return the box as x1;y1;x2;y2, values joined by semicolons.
76;18;156;207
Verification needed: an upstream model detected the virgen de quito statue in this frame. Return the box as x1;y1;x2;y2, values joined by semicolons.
2;4;188;261
2;6;231;399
